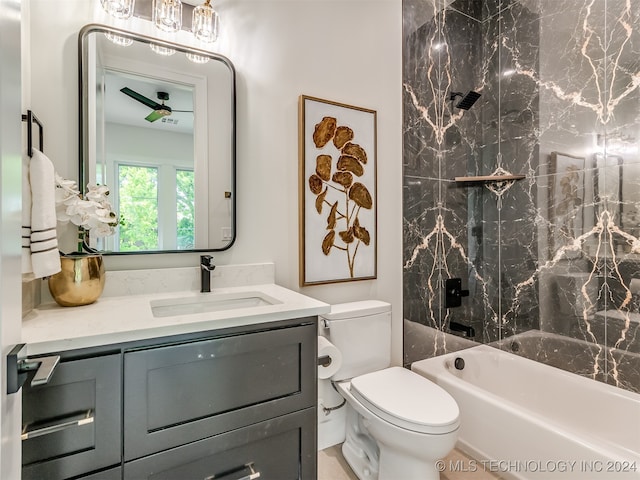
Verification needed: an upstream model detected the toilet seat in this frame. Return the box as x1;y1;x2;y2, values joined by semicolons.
350;366;460;435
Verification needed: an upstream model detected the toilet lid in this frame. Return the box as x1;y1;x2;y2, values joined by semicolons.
350;367;460;434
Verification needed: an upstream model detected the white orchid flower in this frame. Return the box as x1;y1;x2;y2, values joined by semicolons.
55;174;79;193
54;175;80;204
85;183;110;202
53;174;121;243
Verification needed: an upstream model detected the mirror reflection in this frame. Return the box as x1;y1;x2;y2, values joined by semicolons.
79;25;236;254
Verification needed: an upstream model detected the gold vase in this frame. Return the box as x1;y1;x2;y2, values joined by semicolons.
48;254;105;307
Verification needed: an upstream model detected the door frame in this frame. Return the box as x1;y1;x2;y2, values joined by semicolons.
0;0;24;477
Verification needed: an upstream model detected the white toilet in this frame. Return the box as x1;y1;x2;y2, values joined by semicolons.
320;301;460;480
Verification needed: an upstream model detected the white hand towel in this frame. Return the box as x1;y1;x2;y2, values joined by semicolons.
22;153;33;275
29;148;61;278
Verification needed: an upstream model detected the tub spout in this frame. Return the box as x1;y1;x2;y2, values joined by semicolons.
449;321;475;338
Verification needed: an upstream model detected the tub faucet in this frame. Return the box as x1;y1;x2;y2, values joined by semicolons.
200;255;216;293
449;321;475;338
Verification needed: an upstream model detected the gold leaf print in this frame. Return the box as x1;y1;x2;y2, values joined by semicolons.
309;174;323;195
332;171;353;188
322;230;335;255
353;217;371;245
308;112;373;278
339;228;354;243
327;201;338;229
349;182;372;209
315;188;327;214
316;155;332;181
337;155;364;176
342;142;368;164
313;117;337;148
333;126;354;149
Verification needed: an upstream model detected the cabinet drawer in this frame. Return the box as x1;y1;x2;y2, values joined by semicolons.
22;353;122;480
124;322;316;460
79;466;122;480
124;407;316;480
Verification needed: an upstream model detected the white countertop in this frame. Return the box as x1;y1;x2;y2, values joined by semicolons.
22;264;330;355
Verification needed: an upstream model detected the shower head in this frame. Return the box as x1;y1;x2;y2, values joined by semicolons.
450;90;482;110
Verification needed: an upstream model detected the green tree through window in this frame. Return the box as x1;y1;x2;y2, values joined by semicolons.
118;165;158;251
176;169;195;249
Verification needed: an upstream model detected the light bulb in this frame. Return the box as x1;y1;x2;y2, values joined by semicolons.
192;0;219;43
149;43;176;56
153;0;182;33
186;53;210;64
100;0;135;19
104;32;133;46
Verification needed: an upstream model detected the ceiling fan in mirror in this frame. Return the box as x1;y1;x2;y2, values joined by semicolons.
119;87;193;122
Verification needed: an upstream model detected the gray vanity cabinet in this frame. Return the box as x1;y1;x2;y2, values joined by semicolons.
22;318;318;480
123;408;316;479
123;323;316;461
77;467;123;480
21;353;122;480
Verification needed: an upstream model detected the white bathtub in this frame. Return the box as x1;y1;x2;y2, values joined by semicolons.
412;344;640;479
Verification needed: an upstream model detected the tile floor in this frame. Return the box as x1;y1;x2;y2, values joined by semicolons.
318;445;502;480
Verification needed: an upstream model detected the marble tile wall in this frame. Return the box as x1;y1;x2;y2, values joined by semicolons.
403;0;640;393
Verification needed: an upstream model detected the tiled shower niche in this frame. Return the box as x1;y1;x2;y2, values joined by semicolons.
403;0;640;394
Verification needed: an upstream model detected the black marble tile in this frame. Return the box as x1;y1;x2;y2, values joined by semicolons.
403;0;640;395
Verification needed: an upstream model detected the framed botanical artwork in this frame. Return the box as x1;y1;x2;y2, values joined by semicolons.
594;152;623;225
298;95;377;286
549;151;589;257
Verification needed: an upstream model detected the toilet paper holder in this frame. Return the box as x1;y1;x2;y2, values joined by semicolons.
318;355;332;368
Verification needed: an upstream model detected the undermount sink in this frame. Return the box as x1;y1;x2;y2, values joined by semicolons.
150;291;281;318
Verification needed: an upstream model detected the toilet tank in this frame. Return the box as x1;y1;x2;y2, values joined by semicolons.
319;301;391;381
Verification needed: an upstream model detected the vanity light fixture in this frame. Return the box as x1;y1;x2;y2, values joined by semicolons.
186;52;210;64
153;0;182;33
192;0;219;43
149;43;176;56
100;0;135;19
100;0;221;52
104;32;134;46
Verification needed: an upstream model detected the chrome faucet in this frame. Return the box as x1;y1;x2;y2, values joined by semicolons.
200;255;216;293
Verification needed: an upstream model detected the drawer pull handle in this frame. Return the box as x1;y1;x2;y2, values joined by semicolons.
21;409;94;441
26;354;61;387
204;462;260;480
6;344;60;394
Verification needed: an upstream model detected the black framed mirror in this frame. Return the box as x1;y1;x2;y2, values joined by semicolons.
79;24;236;254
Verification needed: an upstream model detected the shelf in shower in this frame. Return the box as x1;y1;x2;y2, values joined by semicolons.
454;174;526;183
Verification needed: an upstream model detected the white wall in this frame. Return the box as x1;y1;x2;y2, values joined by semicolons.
26;0;404;363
